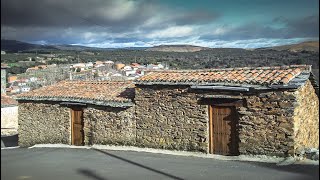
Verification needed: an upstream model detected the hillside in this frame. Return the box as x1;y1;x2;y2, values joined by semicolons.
0;40;111;52
1;40;57;52
145;45;210;52
259;41;319;52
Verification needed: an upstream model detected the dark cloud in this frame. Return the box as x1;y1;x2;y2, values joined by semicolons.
200;15;319;41
1;0;220;44
1;0;218;31
284;15;319;38
1;0;155;31
1;0;318;48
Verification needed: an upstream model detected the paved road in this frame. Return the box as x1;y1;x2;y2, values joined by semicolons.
1;148;319;180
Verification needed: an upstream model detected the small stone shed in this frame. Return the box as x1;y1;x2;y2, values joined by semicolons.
16;81;135;147
134;65;319;156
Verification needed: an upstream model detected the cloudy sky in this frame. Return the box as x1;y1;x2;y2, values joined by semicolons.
1;0;319;48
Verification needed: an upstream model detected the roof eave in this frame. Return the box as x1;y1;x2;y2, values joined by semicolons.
16;97;134;108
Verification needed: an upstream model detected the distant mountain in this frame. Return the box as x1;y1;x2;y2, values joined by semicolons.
3;39;319;53
1;39;148;52
50;44;111;51
1;39;58;52
145;45;210;52
258;41;319;52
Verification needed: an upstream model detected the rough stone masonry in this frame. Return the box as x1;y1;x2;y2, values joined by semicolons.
134;80;319;156
17;80;319;157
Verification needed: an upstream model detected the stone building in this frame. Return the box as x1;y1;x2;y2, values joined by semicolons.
16;81;135;147
16;65;319;157
134;65;319;156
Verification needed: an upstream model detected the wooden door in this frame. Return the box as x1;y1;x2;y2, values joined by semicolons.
209;105;239;155
71;108;84;146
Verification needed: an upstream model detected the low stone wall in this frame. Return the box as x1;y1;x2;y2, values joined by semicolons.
293;80;319;153
83;106;135;146
135;85;209;153
18;102;71;147
1;106;18;135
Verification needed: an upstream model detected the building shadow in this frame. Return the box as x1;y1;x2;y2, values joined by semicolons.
77;169;109;180
1;133;18;147
92;148;185;180
241;161;319;180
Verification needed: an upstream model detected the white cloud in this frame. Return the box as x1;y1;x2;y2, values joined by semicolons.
146;26;194;38
96;0;137;21
189;38;315;48
212;27;229;35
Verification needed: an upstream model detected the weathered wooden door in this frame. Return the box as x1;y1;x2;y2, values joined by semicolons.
209;105;239;155
71;108;84;146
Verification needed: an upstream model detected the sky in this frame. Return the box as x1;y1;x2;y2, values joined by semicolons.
1;0;319;48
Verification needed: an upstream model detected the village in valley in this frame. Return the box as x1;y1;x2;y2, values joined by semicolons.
1;57;168;96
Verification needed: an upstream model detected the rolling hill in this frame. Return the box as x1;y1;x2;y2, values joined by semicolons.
259;41;319;52
145;45;210;52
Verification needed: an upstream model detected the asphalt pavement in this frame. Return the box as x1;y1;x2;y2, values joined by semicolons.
1;147;319;180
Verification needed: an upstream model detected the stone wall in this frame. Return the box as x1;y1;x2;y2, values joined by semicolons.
135;85;301;156
1;106;18;135
236;90;296;156
17;81;318;156
135;85;208;152
18;102;71;147
83;106;135;146
293;80;319;152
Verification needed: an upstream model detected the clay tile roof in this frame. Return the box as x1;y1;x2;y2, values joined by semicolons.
1;95;18;107
135;65;312;87
16;81;135;107
1;63;9;68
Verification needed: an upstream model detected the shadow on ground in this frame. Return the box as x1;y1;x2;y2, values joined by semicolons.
242;161;319;180
77;169;109;180
1;134;18;148
92;148;185;180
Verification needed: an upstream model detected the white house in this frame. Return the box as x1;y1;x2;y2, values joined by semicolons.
17;82;27;86
111;73;122;77
20;86;31;93
86;62;94;68
29;77;38;82
125;70;137;77
157;64;164;69
123;66;133;71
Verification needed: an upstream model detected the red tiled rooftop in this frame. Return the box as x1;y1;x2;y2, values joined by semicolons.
16;81;135;107
135;65;312;86
1;95;18;107
1;63;9;68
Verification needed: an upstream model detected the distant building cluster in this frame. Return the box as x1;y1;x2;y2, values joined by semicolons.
4;64;70;95
69;60;168;81
1;59;169;96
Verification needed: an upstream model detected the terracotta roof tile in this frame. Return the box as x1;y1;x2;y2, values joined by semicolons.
1;95;18;107
135;65;311;86
16;81;135;107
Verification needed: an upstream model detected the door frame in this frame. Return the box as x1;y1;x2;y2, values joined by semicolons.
70;107;84;146
208;99;242;155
